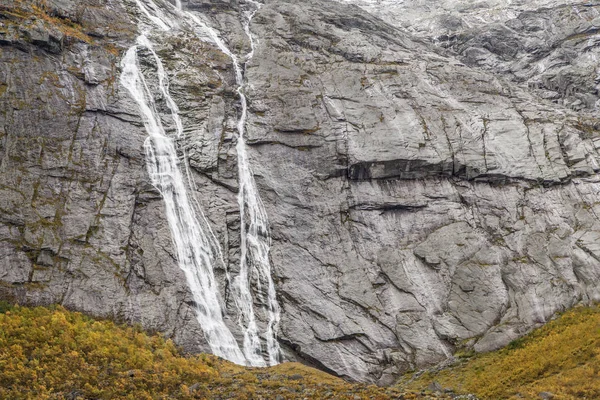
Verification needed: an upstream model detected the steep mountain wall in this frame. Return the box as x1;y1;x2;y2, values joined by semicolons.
1;0;600;384
0;0;244;355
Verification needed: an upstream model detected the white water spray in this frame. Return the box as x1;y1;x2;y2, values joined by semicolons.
133;0;172;31
236;1;283;367
195;1;281;366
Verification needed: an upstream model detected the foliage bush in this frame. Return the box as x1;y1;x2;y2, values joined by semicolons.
401;304;600;399
0;304;216;399
0;304;447;399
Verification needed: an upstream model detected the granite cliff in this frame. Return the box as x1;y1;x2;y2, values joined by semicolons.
1;0;600;384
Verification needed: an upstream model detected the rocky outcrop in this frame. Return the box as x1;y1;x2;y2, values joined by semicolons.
246;0;600;383
2;0;600;385
340;0;600;113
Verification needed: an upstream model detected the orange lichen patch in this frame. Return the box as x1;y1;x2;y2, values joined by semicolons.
104;43;121;57
0;0;92;44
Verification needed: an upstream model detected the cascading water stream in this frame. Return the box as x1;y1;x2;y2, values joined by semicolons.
120;0;282;367
133;0;172;31
236;1;283;367
185;2;282;366
188;1;282;366
120;32;246;364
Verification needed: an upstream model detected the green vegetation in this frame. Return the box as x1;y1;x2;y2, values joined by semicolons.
0;303;448;399
399;304;600;399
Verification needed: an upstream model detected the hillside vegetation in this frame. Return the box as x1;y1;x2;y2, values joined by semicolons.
399;304;600;399
1;302;598;399
0;303;449;399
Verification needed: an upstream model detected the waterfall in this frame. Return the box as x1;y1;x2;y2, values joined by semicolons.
188;1;282;366
120;37;246;364
236;0;283;367
120;0;282;367
133;0;172;31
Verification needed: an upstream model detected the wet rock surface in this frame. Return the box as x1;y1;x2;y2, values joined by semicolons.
1;0;600;384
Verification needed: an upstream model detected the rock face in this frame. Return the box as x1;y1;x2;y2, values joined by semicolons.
0;0;245;355
339;0;600;112
2;0;600;385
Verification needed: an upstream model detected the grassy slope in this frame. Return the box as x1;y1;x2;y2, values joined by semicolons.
0;303;448;400
398;305;600;399
2;303;598;399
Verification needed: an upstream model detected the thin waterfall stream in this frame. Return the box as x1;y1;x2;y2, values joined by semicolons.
236;0;283;367
119;0;282;367
120;36;246;365
187;1;282;367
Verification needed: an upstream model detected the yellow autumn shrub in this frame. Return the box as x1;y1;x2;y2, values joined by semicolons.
0;304;216;399
400;304;600;400
0;303;450;399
